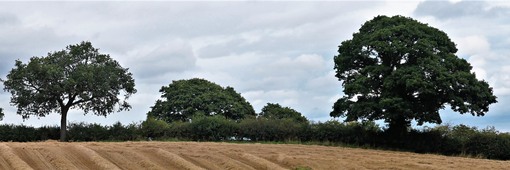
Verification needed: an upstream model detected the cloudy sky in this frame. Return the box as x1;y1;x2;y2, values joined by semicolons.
1;1;510;131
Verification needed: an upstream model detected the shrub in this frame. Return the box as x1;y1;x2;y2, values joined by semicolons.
188;114;238;141
141;117;169;139
166;121;191;140
465;131;510;160
37;125;60;141
68;122;109;141
108;122;140;141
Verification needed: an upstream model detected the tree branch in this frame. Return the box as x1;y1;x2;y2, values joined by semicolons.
71;95;96;106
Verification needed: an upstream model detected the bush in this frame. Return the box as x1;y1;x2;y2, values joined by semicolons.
238;117;307;142
464;131;510;160
141;117;169;139
188;114;238;141
108;122;140;141
68;122;109;141
166;121;191;140
0;124;40;142
37;125;60;141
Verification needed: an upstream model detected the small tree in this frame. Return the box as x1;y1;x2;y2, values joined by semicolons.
259;103;308;123
2;41;137;141
331;15;497;137
148;78;255;122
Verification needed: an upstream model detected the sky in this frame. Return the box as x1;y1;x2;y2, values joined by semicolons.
1;1;510;131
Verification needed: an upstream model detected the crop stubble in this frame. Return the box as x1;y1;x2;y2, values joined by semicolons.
0;141;508;170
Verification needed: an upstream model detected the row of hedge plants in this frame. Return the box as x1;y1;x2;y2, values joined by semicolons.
1;119;510;160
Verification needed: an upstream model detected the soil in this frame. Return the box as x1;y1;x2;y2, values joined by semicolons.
0;141;508;169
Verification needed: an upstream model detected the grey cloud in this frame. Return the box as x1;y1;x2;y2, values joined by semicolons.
414;1;510;20
0;13;18;25
129;41;197;80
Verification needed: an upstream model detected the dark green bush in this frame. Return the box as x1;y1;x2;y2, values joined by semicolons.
238;117;307;142
108;122;140;141
166;121;191;140
37;125;60;141
188;115;238;141
68;122;109;141
464;130;510;160
141;117;169;139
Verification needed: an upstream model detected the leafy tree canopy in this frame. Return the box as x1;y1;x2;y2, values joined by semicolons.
148;78;255;122
2;41;136;141
259;103;308;123
331;15;497;134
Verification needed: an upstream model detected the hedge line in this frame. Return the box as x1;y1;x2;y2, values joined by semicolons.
1;116;510;160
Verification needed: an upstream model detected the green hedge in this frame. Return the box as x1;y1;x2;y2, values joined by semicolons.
1;119;510;160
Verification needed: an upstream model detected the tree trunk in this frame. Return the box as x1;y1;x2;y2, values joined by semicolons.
60;107;69;142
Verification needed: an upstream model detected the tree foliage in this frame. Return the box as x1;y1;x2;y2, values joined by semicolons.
259;103;308;123
2;41;137;141
331;15;497;135
148;78;255;122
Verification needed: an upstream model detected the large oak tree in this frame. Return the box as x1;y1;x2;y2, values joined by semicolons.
3;42;136;141
331;15;497;137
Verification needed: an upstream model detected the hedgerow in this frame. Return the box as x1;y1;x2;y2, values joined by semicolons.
1;119;510;160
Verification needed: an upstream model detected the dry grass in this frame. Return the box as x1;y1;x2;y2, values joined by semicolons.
0;141;508;169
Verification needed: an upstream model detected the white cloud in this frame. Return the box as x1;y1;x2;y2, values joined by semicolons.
127;39;197;79
0;1;508;131
456;35;491;56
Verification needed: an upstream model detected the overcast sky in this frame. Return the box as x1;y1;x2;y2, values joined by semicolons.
1;1;510;131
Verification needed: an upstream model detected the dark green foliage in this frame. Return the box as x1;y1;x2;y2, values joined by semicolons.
331;15;497;136
141;117;169;139
148;78;255;122
67;122;109;141
166;121;191;140
37;125;61;141
2;41;137;141
308;120;345;142
0;124;58;141
0;120;509;160
306;120;381;145
464;128;510;160
108;122;140;141
188;114;238;141
239;117;307;142
0;124;36;142
259;103;308;123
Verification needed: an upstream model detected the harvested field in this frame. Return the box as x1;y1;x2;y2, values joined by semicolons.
0;141;508;169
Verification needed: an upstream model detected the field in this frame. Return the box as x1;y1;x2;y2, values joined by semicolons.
0;141;509;170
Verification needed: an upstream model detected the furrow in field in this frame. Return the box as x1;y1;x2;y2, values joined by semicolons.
86;144;165;170
70;145;121;170
34;147;79;170
135;148;184;169
0;144;33;170
239;153;287;170
154;148;205;170
196;152;257;170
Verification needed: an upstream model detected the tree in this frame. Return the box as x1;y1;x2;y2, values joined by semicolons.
259;103;308;123
148;78;255;122
330;15;497;137
2;41;137;141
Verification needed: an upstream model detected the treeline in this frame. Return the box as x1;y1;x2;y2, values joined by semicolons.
1;116;510;160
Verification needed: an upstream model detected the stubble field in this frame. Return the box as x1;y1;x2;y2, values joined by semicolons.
0;141;508;170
